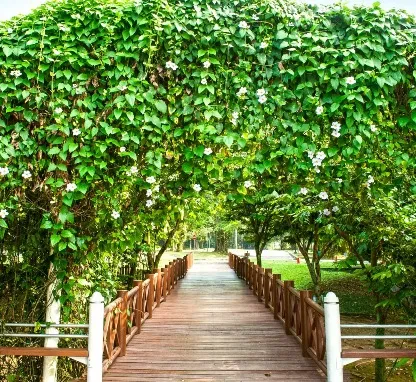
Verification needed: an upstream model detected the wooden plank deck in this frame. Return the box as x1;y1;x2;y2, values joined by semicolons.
103;259;326;381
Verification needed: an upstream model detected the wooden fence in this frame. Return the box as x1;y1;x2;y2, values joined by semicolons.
103;253;193;371
229;253;326;374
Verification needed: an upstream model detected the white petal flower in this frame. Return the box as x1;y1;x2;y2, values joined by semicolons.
203;60;211;68
146;199;153;207
307;151;314;159
252;15;259;20
299;187;308;195
258;95;267;104
368;175;374;184
312;158;322;167
54;107;63;114
7;28;13;34
370;124;377;132
10;70;22;78
244;180;252;188
239;21;249;29
204;147;213;155
231;118;238;125
332;130;341;138
314;167;321;173
166;61;178;70
323;209;331;216
53;49;61;55
336;178;343;183
146;189;153;197
0;209;9;219
346;76;356;85
201;78;207;85
120;146;126;152
237;87;248;97
111;210;120;219
153;185;160;192
59;24;69;32
0;167;9;176
256;88;266;96
130;166;138;175
193;184;202;192
72;128;81;136
332;206;339;212
146;176;156;184
66;183;77;192
316;106;324;115
118;85;127;91
319;191;329;200
260;41;268;49
316;151;326;160
232;111;239;119
331;121;341;130
22;170;32;179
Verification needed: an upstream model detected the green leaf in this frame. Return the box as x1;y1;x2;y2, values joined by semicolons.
182;162;193;174
51;235;61;246
155;100;167;114
125;93;136;107
276;30;288;39
223;135;234;147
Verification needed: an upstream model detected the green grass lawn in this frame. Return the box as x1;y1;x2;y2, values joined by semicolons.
261;260;376;317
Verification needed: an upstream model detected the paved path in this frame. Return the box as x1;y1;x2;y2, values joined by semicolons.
103;260;325;381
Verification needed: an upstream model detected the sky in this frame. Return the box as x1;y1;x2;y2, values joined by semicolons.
0;0;415;21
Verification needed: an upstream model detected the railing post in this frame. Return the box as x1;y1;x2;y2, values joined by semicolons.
284;280;294;335
147;274;154;318
133;280;143;333
264;268;272;308
87;292;104;382
162;268;168;301
273;274;281;320
300;290;312;357
258;267;264;301
117;290;128;356
253;265;258;296
324;292;343;382
169;261;175;289
153;269;162;307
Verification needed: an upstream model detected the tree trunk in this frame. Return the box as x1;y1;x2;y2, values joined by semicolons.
375;304;387;381
42;262;61;382
254;242;262;267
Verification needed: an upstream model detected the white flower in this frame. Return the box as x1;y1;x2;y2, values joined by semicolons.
10;70;22;78
331;121;341;131
323;209;331;216
312;158;322;167
72;128;81;136
244;180;252;188
203;60;211;68
299;187;308;195
7;28;13;34
166;61;178;70
22;170;32;179
193;184;202;192
370;124;377;132
146;199;153;207
307;151;314;159
237;87;248;97
231;118;238;125
239;21;249;29
201;78;207;85
0;209;9;219
120;146;126;152
118;85;127;91
146;189;152;197
204;147;213;155
367;175;374;184
53;49;61;55
256;88;266;97
54;107;63;114
0;167;9;176
146;176;156;184
153;185;160;192
332;206;339;212
336;178;343;183
346;76;356;85
316;151;326;160
314;167;321;173
332;130;341;138
252;15;259;20
316;106;324;115
232;111;239;119
72;83;78;88
258;95;267;104
260;41;268;49
130;166;138;175
111;210;120;219
319;191;329;200
59;24;69;32
66;183;77;192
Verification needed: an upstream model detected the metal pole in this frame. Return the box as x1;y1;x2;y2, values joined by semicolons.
324;292;343;382
87;292;104;382
234;229;238;249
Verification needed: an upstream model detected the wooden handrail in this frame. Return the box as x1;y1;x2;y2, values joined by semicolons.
103;253;193;372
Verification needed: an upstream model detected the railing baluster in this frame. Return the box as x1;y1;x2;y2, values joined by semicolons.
116;290;128;357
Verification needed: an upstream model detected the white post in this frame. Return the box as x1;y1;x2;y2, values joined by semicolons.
234;229;238;249
324;292;343;382
87;292;104;382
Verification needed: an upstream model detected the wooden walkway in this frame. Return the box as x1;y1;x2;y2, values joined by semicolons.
103;259;325;381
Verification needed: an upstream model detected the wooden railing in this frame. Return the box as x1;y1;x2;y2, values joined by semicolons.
103;253;193;371
229;253;326;374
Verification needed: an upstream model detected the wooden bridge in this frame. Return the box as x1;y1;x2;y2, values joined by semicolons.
102;255;326;381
